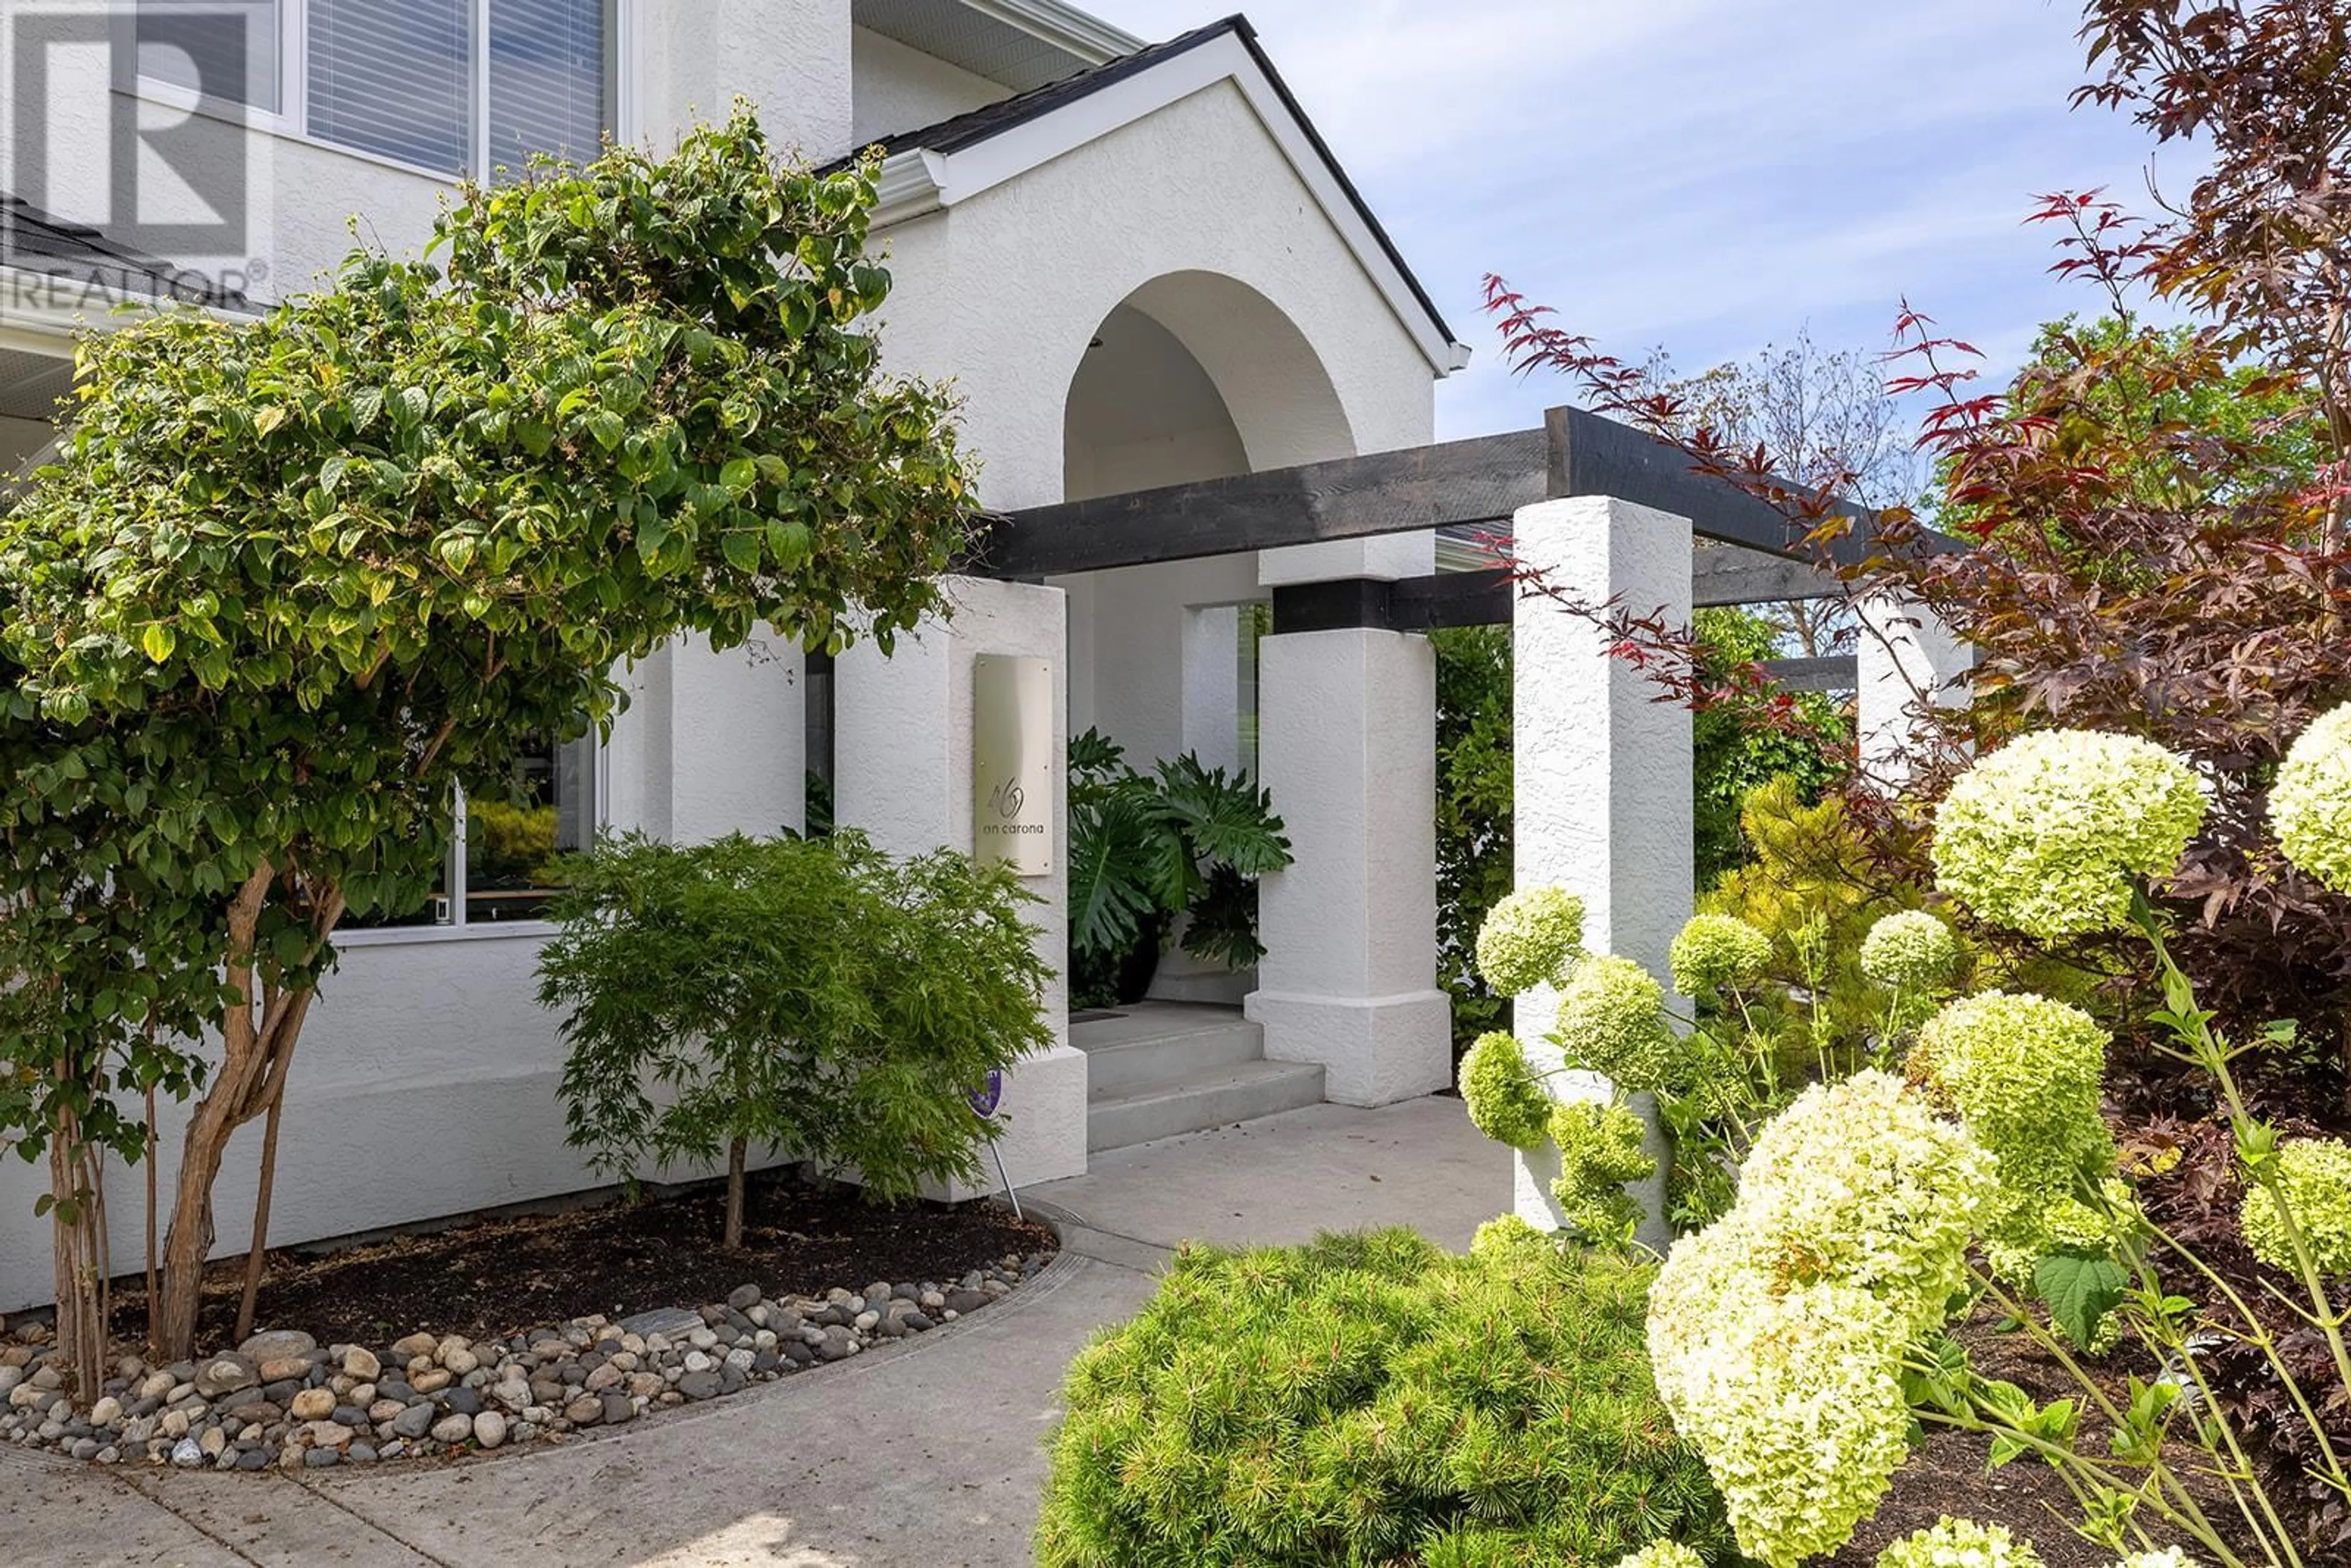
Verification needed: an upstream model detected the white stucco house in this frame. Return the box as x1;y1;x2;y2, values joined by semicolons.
0;0;1480;1306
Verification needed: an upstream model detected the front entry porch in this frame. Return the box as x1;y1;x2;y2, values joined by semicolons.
1070;1002;1324;1153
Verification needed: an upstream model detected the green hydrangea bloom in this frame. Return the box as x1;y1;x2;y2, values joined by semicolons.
1549;1098;1655;1241
1616;1544;1707;1568
1458;1031;1551;1150
1670;912;1772;996
1914;991;2118;1288
1474;885;1586;997
1551;954;1682;1092
1469;1213;1555;1260
1859;909;1963;990
2241;1137;2351;1277
1932;730;2207;942
2271;703;2351;895
1877;1517;2045;1568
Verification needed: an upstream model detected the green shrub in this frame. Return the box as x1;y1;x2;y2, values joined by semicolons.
1035;1228;1733;1567
537;830;1051;1245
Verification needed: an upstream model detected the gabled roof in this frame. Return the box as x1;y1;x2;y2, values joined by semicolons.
1;194;247;310
846;15;1469;375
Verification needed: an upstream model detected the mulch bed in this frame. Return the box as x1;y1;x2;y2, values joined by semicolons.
106;1168;1058;1352
1823;1311;2249;1567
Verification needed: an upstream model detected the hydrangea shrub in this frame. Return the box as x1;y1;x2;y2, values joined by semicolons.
2241;1138;2351;1277
1616;1542;1709;1568
1669;913;1772;997
1474;885;1586;996
2270;702;2351;896
1931;731;2207;942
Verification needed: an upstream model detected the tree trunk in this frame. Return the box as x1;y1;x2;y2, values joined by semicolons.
150;865;338;1362
47;1127;105;1402
725;1136;748;1250
233;1084;288;1345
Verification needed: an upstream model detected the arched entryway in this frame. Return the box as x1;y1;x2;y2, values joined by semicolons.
1057;270;1355;779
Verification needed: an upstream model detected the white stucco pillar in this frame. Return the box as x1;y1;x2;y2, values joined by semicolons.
833;577;1088;1192
1246;626;1451;1107
1510;497;1692;1247
602;634;805;842
1858;593;1973;786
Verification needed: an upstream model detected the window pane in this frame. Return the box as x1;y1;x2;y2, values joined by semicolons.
136;1;280;113
487;0;608;178
465;735;596;923
308;0;471;173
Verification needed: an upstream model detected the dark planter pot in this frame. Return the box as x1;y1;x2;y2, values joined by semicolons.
1114;912;1168;1006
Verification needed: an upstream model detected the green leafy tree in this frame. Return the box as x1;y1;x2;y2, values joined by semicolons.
1431;625;1515;1052
537;831;1051;1248
0;108;975;1375
1690;607;1851;888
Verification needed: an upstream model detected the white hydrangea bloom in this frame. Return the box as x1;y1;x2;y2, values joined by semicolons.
2271;702;2351;895
2109;1550;2197;1568
1875;1516;2046;1568
1649;1245;1913;1567
1932;730;2207;942
1648;1073;1995;1567
1614;1542;1706;1568
1860;909;1963;989
1474;885;1585;997
1736;1070;1997;1339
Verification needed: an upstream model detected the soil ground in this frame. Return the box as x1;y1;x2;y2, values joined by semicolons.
103;1168;1057;1353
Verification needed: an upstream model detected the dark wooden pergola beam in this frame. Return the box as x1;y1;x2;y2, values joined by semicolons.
1692;549;1845;607
966;406;1880;580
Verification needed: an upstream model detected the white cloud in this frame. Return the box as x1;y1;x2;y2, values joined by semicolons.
1084;0;2194;440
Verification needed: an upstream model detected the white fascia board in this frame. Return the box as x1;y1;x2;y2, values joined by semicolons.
953;0;1143;64
890;31;1469;377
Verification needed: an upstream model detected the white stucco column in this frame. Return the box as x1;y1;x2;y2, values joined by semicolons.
602;634;806;842
1858;593;1973;786
833;577;1088;1193
1510;497;1692;1247
1246;626;1451;1107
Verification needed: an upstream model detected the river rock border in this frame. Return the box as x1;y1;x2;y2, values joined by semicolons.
0;1249;1051;1471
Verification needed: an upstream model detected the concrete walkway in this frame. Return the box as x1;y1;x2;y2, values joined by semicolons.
0;1096;1504;1568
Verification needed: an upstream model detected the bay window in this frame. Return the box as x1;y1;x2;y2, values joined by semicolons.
133;1;617;178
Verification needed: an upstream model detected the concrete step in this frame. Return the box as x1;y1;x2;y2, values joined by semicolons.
1075;1007;1267;1098
1087;1059;1327;1153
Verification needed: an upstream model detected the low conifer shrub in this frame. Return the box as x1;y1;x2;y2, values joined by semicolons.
1035;1226;1731;1566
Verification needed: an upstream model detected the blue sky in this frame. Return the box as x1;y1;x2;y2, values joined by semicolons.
1086;1;2191;440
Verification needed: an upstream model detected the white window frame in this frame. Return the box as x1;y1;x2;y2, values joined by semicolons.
121;0;631;184
336;737;610;947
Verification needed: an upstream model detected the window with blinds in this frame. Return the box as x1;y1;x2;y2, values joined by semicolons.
488;0;610;178
307;0;473;173
134;1;283;113
306;0;610;178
